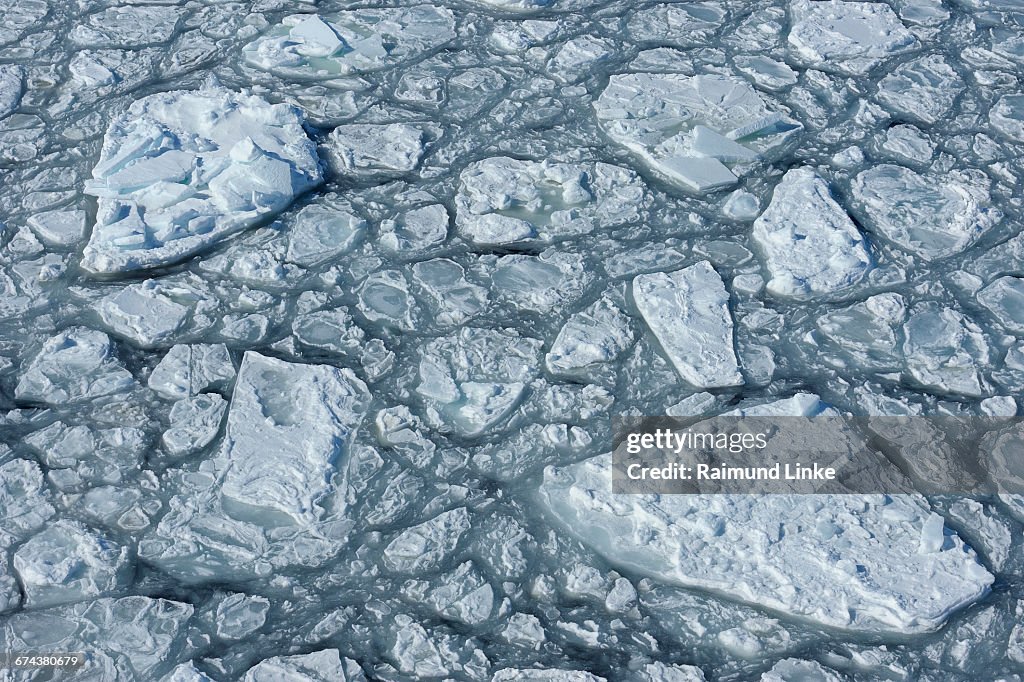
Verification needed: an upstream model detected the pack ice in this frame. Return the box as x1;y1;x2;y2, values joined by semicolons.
81;86;322;273
538;396;994;633
242;7;456;78
594;74;801;192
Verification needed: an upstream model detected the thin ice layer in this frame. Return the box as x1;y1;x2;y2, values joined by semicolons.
81;85;322;273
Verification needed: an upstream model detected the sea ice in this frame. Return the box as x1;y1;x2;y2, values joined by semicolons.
0;65;22;120
323;123;440;179
539;396;994;633
242;649;363;682
632;261;743;388
787;0;918;75
978;276;1024;334
455;157;647;247
875;55;964;125
545;295;636;379
15;327;135;405
243;8;456;78
991;95;1024;142
148;344;236;400
595;74;801;192
903;304;990;397
81;86;322;273
850;165;1000;260
752;168;871;298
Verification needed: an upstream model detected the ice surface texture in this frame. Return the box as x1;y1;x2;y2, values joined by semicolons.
1;0;1023;678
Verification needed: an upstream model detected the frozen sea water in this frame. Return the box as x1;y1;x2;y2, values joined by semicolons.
0;0;1023;679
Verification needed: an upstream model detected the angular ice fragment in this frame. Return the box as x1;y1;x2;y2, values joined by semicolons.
412;258;488;327
875;55;964;125
455;157;647;247
991;95;1024;142
0;65;23;120
978;276;1024;334
632;261;742;388
816;293;905;371
903;304;989;397
243;650;362;682
787;0;919;76
161;394;227;459
546;296;635;378
149;344;236;400
0;458;55;542
82;86;322;273
635;662;706;682
918;512;946;554
380;204;448;254
752;168;871;298
850;165;1000;261
493;670;605;681
27;209;87;247
417;328;543;436
68;6;182;48
323;123;439;178
761;659;842;681
547;36;615;84
220;352;369;527
595;74;801;193
13;520;131;609
384;507;471;573
243;7;455;78
15;327;135;405
216;593;270;640
286;200;366;267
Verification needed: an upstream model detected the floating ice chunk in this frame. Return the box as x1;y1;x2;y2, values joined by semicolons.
220;352;369;527
384;507;471;573
547;36;615;83
323;123;439;179
162;394;227;459
286;201;366;268
27;209;87;247
722;190;760;221
418;561;496;625
292;307;365;357
412;258;489;327
595;74;801;193
634;662;706;682
881;124;934;165
381;204;448;254
816;293;905;371
162;663;217;682
539;402;993;633
875;55;964;125
467;0;555;13
455;157;646;247
628;4;726;48
978;277;1024;334
13;520;131;609
16;327;135;405
546;296;635;378
243;7;455;78
493;670;605;681
81;86;322;273
752;168;871;298
357;270;417;330
502;613;545;649
918;512;946;554
0;458;54;543
216;593;270;640
734;56;799;92
149;344;236;400
0;596;193;680
761;659;843;681
991;95;1024;142
0;65;22;119
850;165;999;261
69;5;182;48
903;304;989;397
418;328;543;436
243;649;360;682
490;251;592;314
633;262;742;388
97;282;190;348
787;0;919;76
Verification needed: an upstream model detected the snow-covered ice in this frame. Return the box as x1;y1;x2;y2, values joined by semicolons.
81;86;322;273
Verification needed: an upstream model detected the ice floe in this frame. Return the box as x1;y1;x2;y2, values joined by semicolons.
752;168;871;298
81;86;322;273
632;261;742;388
15;327;135;405
595;73;801;192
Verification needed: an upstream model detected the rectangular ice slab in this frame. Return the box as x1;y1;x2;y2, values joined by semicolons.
632;261;742;388
220;352;370;526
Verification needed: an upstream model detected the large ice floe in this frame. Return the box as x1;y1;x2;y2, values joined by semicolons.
594;74;802;192
242;8;456;78
539;396;994;633
752;168;872;297
80;86;322;273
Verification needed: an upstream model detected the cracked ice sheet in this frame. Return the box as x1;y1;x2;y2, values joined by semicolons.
538;397;994;634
